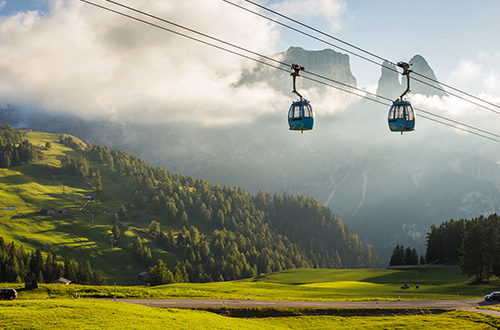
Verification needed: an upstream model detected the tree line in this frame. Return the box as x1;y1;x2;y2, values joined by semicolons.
59;135;85;150
389;244;425;266
0;124;38;168
425;214;500;283
0;237;105;285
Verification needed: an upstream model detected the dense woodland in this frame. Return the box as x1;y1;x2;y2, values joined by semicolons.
0;125;381;285
85;140;381;282
425;214;500;283
0;124;38;168
0;237;105;285
88;141;381;283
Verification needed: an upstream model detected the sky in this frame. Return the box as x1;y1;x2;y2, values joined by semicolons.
0;0;499;134
264;0;500;93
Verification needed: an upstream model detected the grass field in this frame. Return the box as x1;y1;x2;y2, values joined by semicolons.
3;267;499;302
2;267;499;329
0;299;499;330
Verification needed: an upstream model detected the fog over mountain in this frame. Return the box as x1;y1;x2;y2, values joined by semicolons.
2;47;500;261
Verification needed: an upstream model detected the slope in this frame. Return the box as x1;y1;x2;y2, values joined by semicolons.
0;127;381;286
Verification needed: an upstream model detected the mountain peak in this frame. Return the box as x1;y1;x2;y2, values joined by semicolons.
238;46;357;94
376;55;447;99
408;55;447;96
376;60;400;99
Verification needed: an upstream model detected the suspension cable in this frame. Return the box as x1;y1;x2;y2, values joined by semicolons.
227;0;500;114
78;0;500;143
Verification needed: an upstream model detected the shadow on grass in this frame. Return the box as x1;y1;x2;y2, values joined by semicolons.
359;267;464;286
201;307;450;318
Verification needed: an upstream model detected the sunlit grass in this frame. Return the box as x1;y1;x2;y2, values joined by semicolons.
9;267;485;302
0;300;498;330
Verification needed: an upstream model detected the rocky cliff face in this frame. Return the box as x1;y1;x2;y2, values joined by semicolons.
409;55;448;97
376;55;447;100
238;46;357;95
377;60;401;99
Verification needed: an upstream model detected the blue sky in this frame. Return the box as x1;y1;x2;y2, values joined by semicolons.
0;0;48;15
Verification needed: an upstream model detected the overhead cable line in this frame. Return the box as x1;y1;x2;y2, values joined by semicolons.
301;72;500;141
78;0;293;76
93;0;288;69
227;0;500;115
221;0;500;117
78;0;500;143
221;0;386;71
233;0;391;66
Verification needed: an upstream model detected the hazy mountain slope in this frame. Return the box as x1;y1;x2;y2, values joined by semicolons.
1;47;498;262
0;127;381;286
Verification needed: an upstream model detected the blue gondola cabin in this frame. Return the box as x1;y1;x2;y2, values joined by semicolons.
388;101;415;133
288;101;314;132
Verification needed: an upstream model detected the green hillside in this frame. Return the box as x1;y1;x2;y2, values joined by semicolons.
0;126;381;285
0;129;180;284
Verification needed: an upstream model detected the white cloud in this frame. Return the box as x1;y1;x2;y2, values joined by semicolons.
0;0;284;125
448;51;500;95
269;0;347;31
0;1;6;11
409;93;500;142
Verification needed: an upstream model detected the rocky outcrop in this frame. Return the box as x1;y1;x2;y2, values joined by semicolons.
376;55;447;99
408;54;447;96
376;60;401;100
238;46;357;96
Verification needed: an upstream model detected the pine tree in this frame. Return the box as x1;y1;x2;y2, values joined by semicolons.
389;245;405;266
148;221;161;238
148;259;173;286
64;258;79;282
404;247;419;265
79;260;93;285
93;269;106;285
460;221;487;282
0;152;10;168
30;248;44;275
37;270;44;284
166;230;176;249
112;222;121;240
419;255;426;265
95;170;102;192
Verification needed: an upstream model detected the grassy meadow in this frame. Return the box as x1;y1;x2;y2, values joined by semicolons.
3;267;499;302
0;299;499;330
2;267;500;329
